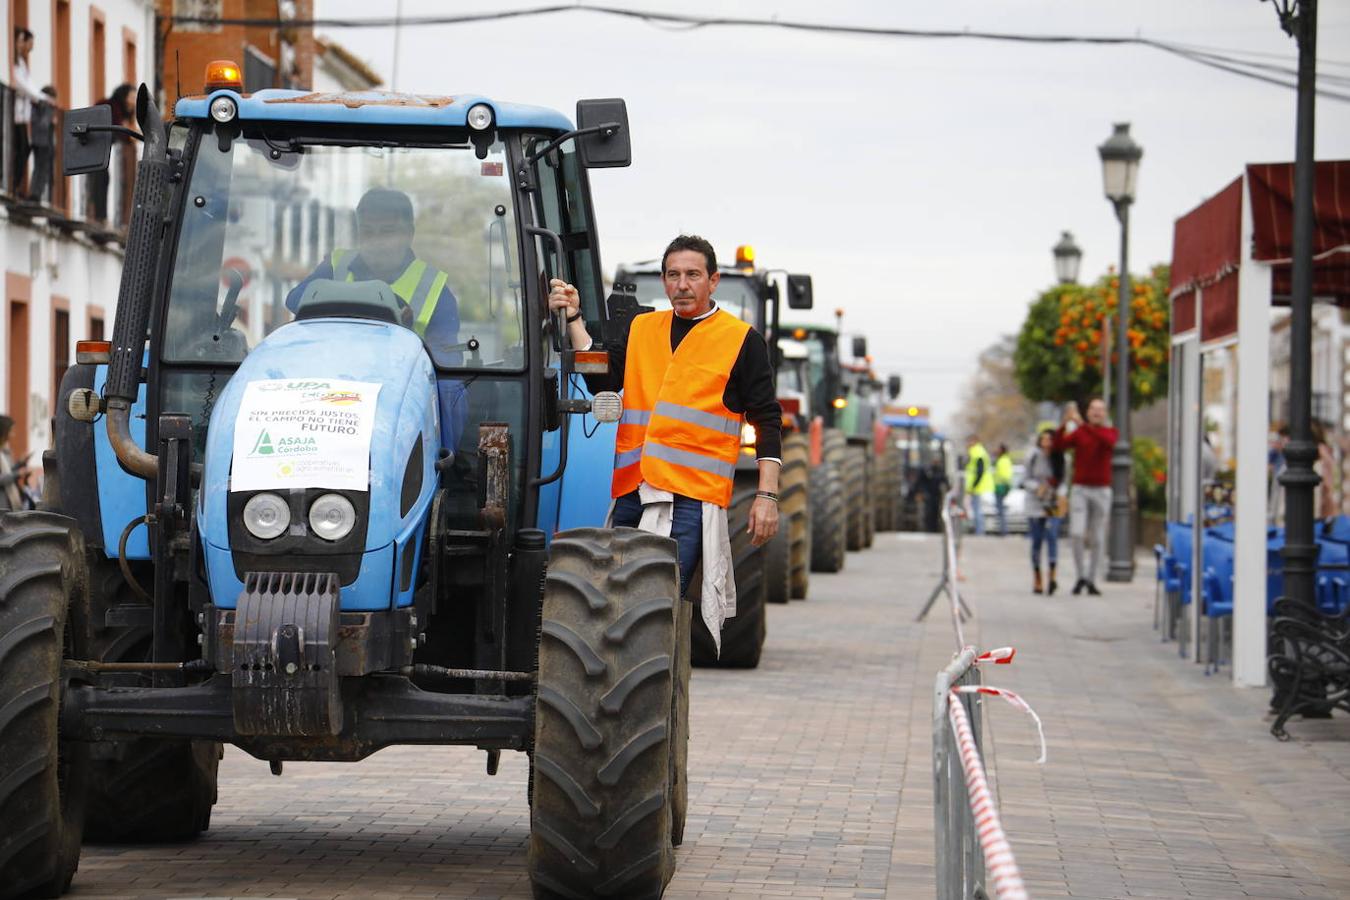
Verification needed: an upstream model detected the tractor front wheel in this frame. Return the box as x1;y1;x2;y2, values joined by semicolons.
0;512;91;900
781;434;812;599
82;559;220;843
530;528;683;899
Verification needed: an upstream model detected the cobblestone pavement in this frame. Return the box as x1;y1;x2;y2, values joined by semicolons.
72;533;1350;899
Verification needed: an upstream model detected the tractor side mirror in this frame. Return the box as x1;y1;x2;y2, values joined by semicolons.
576;98;631;168
887;374;902;400
786;274;813;310
852;336;868;359
63;105;113;175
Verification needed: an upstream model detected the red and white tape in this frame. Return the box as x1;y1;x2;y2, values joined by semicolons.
952;684;1047;764
947;691;1029;900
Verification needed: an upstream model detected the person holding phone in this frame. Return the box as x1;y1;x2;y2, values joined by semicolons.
0;415;32;512
1054;398;1117;595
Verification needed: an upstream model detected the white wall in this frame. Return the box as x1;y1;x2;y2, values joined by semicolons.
1;0;156;468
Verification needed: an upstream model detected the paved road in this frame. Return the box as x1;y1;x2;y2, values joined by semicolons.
73;533;1350;899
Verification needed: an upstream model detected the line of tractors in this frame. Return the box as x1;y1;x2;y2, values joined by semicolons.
613;249;922;669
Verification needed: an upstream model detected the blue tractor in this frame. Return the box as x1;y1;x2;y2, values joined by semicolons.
0;67;690;900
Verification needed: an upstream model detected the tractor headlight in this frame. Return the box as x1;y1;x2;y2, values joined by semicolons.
309;493;357;542
243;493;290;540
466;103;494;131
209;95;238;123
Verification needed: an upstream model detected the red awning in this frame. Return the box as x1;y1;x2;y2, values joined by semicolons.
1169;161;1350;341
1169;176;1242;340
1247;161;1350;305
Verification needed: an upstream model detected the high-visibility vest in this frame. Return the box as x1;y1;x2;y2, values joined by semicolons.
994;454;1014;487
331;249;449;337
612;308;750;508
965;443;993;495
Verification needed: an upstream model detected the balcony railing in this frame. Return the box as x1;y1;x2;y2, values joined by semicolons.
1;82;136;241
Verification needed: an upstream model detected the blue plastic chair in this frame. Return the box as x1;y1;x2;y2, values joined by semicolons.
1200;537;1235;674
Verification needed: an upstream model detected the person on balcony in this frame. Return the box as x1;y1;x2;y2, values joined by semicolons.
88;84;136;223
27;85;57;203
10;28;43;198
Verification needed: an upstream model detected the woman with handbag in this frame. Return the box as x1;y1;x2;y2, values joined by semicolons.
1023;428;1066;594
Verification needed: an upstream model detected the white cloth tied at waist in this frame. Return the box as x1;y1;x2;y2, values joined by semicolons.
607;482;736;655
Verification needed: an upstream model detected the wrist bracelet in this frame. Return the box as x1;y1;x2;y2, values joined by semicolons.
756;490;779;503
566;310;583;324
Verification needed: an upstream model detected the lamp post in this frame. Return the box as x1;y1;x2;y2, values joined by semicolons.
1099;123;1143;582
1268;0;1319;615
1052;231;1082;285
1052;230;1107;407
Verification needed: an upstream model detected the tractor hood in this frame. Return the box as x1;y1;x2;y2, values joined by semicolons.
198;318;439;610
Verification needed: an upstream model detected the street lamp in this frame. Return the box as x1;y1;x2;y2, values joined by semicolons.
1268;0;1320;619
1052;231;1082;285
1099;123;1143;583
1052;230;1110;407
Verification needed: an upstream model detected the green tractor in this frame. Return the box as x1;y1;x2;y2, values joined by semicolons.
612;248;813;668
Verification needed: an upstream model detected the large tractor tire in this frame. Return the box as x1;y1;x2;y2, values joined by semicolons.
840;444;868;552
860;448;876;549
781;434;812;599
764;524;791;605
690;486;767;669
81;560;220;843
529;528;684;900
808;462;847;574
874;439;902;533
669;598;691;847
0;512;91;900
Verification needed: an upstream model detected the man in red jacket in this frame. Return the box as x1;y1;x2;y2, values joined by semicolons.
1054;398;1118;595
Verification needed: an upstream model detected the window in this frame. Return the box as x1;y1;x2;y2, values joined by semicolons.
122;28;136;85
89;8;106;105
52;305;69;406
527;135;605;342
53;1;70;106
88;311;105;341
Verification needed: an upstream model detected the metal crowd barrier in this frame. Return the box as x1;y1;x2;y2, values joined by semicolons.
933;646;984;899
928;489;1032;899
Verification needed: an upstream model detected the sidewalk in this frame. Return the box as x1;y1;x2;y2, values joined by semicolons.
889;533;1350;899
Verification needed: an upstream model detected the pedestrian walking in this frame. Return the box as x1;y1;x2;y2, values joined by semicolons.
1023;428;1065;594
1054;398;1117;595
964;435;993;535
550;233;782;645
0;415;32;512
993;443;1013;537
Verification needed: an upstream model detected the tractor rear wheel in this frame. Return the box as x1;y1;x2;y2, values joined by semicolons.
808;462;846;574
691;485;767;669
529;528;683;900
840;443;867;552
82;560;220;843
0;512;91;900
781;434;812;599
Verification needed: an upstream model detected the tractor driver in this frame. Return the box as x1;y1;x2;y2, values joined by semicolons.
285;187;467;451
549;234;782;646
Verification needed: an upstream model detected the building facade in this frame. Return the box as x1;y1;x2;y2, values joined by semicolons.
2;0;156;467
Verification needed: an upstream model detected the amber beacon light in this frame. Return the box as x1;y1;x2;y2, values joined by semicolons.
204;60;244;92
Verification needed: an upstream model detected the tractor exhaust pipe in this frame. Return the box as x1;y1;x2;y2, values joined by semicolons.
105;85;171;479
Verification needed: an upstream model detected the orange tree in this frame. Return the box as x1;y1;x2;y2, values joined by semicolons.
1013;263;1170;409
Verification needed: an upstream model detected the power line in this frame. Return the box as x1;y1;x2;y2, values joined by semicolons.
162;3;1350;100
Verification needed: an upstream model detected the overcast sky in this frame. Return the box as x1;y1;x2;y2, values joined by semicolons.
318;0;1350;430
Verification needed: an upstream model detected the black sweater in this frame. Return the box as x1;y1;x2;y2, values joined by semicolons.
583;308;783;460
